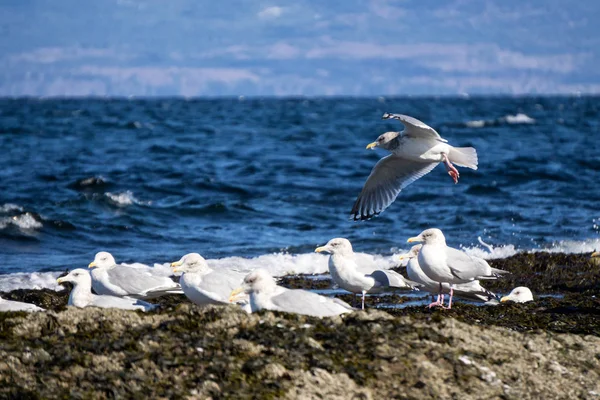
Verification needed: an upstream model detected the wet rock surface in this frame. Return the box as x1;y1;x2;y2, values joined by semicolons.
1;252;599;398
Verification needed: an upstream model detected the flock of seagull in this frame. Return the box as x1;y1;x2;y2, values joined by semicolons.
2;113;573;315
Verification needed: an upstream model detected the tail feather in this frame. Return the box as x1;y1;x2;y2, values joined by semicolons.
449;146;478;170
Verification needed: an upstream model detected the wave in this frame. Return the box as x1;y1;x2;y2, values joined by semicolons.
104;191;149;207
0;203;75;234
1;238;598;292
0;271;63;292
0;204;44;233
464;113;535;128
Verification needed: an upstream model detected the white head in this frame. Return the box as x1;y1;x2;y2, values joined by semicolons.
170;253;210;273
57;268;93;288
592;251;599;259
398;244;422;262
366;131;400;151
314;238;353;256
241;269;277;294
407;228;446;246
88;251;116;269
500;287;533;303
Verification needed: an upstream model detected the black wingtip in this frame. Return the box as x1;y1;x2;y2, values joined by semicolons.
382;112;392;120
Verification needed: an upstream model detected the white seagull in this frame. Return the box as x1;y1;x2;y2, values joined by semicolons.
500;287;533;303
351;113;478;220
229;269;354;317
0;296;45;312
170;253;248;308
407;228;509;309
315;237;418;309
398;244;496;304
57;269;156;311
88;251;181;299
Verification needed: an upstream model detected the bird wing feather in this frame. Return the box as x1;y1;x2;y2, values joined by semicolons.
382;113;447;142
351;155;437;220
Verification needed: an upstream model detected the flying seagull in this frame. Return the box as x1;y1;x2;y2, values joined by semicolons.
351;113;478;221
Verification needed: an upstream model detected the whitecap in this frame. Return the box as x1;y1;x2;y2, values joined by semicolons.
105;191;149;207
0;271;63;292
465;120;487;128
206;251;400;278
0;203;24;213
4;239;599;292
503;113;535;124
461;244;518;260
0;212;43;230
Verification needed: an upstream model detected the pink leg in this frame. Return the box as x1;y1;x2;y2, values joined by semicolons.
442;154;459;184
428;283;444;308
446;287;454;309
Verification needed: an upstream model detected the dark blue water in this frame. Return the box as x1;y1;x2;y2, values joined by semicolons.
1;97;599;274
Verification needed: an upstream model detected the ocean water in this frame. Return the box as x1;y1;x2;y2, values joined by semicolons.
1;96;599;290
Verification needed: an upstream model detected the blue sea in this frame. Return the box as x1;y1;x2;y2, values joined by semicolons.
1;96;599;290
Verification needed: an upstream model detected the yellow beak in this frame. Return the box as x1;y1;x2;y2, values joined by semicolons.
170;261;183;273
315;246;327;253
592;251;599;258
57;277;65;284
407;236;421;243
88;261;96;268
229;287;245;303
366;141;377;150
398;253;409;261
500;296;510;303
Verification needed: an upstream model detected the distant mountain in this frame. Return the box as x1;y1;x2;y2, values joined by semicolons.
1;0;598;96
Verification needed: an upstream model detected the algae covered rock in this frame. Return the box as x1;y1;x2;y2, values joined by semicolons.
0;304;599;399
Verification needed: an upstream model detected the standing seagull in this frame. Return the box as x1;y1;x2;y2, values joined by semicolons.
398;244;496;304
315;238;418;310
407;228;508;309
351;113;478;220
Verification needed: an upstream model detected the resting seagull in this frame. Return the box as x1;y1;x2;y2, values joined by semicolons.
229;269;354;317
398;244;496;304
351;113;478;220
315;238;418;310
407;228;509;309
88;251;181;299
500;287;533;303
0;296;44;312
170;253;248;307
57;269;156;311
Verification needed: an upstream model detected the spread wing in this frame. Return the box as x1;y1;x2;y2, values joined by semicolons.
382;113;447;142
351;155;438;220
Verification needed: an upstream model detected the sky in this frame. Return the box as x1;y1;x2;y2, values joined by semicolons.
0;0;599;96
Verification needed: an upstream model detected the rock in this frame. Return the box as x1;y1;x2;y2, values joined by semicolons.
0;252;599;398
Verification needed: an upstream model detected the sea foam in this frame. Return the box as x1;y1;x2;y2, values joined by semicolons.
1;239;598;292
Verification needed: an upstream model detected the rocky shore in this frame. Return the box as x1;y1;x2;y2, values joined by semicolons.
1;252;599;398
